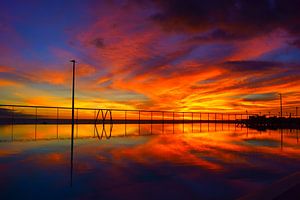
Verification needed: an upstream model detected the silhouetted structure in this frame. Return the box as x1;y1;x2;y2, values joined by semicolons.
239;115;300;130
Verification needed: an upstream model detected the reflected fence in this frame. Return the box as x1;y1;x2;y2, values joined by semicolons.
1;104;299;142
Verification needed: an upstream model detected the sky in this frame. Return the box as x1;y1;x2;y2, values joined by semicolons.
0;0;300;114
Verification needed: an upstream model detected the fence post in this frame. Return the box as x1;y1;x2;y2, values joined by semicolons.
162;111;164;133
57;107;59;138
151;111;153;134
192;112;193;133
208;113;210;132
76;108;79;138
215;113;217;131
35;107;37;140
183;112;184;133
94;110;96;137
200;113;201;132
125;110;127;135
208;113;209;124
11;106;14;141
173;112;174;134
139;110;141;135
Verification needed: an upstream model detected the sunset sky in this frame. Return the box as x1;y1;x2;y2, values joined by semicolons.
0;0;300;113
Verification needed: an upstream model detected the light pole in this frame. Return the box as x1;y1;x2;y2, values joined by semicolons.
70;59;76;186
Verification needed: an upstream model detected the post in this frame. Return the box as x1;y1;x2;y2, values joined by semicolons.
125;110;127;135
182;112;184;133
296;107;298;118
151;111;153;134
139;111;141;135
162;111;164;133
214;113;217;131
76;108;79;138
215;113;217;123
235;114;237;130
70;60;76;187
172;112;174;134
57;107;59;139
280;93;283;118
192;112;194;122
208;113;209;123
11;106;14;141
192;112;193;133
228;114;230;129
35;107;37;140
221;113;223;130
94;110;96;137
200;113;201;132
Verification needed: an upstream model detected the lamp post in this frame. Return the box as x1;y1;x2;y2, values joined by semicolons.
70;60;76;186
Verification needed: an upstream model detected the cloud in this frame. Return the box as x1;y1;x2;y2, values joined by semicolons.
90;37;105;48
0;66;14;73
0;79;20;87
241;92;279;101
222;60;280;72
151;0;300;40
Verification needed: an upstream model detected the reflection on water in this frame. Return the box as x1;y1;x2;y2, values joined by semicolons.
0;123;300;199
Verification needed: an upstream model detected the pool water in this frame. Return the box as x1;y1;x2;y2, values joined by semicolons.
1;123;300;199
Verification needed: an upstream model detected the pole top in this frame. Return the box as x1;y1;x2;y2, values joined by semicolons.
70;60;76;63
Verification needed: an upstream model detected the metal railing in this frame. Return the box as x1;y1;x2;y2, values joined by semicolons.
0;104;299;142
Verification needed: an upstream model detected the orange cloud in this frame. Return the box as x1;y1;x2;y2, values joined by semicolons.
0;66;14;73
0;79;20;87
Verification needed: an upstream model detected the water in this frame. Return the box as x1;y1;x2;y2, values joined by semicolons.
1;123;300;199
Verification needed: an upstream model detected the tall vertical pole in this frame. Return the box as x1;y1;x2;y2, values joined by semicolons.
280;93;283;118
70;60;76;187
